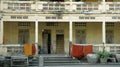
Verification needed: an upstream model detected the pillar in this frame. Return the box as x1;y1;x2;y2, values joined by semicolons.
0;17;3;44
35;19;38;55
102;21;106;44
69;21;72;55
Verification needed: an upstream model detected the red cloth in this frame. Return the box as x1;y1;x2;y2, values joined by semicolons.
32;44;36;55
83;45;93;57
71;45;83;59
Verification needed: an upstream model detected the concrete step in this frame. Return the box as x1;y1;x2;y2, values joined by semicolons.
28;57;39;66
43;56;80;66
44;63;83;66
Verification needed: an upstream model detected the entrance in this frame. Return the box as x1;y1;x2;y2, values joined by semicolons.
56;34;64;54
42;30;51;54
18;29;29;44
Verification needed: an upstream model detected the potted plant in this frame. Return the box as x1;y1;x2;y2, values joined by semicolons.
96;51;110;63
87;53;99;63
116;54;120;62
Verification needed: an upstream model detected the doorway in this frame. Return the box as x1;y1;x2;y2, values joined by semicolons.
56;34;64;54
18;29;29;44
42;30;51;54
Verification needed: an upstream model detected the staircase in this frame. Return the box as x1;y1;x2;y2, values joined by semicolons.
43;54;80;66
29;57;39;67
42;55;120;67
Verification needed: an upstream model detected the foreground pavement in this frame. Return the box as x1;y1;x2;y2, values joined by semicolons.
44;64;120;67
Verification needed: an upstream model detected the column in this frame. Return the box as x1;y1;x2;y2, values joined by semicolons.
69;21;72;55
69;21;72;43
0;17;3;44
35;19;38;55
103;0;105;2
102;21;106;44
102;0;106;46
102;0;106;51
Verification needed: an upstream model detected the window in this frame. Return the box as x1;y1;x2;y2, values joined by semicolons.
75;30;86;44
74;22;86;27
18;29;29;44
106;30;114;44
46;22;59;26
18;22;30;26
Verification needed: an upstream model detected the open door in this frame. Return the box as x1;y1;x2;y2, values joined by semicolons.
56;34;64;54
42;30;51;54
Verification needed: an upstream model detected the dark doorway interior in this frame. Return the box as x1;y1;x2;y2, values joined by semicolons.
42;30;51;54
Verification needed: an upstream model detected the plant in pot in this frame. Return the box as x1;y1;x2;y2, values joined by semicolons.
96;51;110;63
116;54;120;62
87;53;99;63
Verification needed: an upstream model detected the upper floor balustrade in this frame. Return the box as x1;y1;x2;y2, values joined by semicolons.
0;1;120;14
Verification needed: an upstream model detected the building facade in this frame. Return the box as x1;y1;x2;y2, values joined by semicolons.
0;0;120;55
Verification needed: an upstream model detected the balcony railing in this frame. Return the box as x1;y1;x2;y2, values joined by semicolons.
106;2;120;13
37;2;70;13
1;1;120;14
72;2;100;13
1;1;33;12
1;1;101;13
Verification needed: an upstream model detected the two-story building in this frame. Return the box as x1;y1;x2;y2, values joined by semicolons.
0;0;120;55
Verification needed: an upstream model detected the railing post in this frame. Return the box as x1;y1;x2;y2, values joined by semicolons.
39;56;44;67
